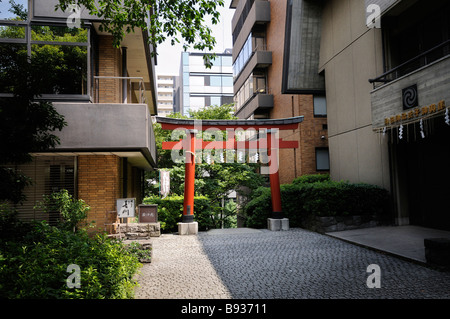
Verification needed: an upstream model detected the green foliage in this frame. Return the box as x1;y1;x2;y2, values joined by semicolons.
143;194;214;232
292;173;330;184
56;0;224;67
0;206;141;299
34;189;91;233
244;175;391;229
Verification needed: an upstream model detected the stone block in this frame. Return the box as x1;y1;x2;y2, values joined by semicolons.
267;218;290;231
178;222;198;235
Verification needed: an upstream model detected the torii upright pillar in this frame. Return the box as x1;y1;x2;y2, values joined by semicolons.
266;129;289;231
179;129;198;235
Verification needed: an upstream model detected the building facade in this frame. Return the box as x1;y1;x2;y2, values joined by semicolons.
156;74;175;117
230;0;329;184
0;0;157;232
174;50;234;116
319;0;450;230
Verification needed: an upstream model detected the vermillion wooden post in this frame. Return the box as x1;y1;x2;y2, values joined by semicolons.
267;129;283;219
182;129;197;223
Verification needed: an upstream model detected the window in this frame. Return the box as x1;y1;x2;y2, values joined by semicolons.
210;96;221;106
222;76;233;87
0;0;28;21
222;56;232;66
316;148;330;171
1;17;89;96
210;76;222;87
314;96;327;117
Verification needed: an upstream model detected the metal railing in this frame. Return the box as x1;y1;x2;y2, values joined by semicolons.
94;76;147;104
369;40;450;89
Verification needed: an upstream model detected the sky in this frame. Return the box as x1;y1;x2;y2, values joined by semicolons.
155;0;235;76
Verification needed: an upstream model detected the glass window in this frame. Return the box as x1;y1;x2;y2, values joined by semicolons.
0;42;27;93
0;0;28;21
211;96;221;106
182;52;189;65
31;25;88;43
222;56;232;66
31;44;88;95
314;96;327;116
316;148;330;171
0;25;25;39
210;76;222;87
183;93;190;106
222;76;233;87
183;72;189;85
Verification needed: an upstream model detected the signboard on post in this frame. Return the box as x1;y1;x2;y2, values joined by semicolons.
117;198;135;218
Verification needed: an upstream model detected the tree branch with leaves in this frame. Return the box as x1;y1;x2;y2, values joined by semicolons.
55;0;225;67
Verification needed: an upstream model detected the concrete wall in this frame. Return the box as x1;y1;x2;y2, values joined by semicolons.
371;55;450;129
318;0;390;190
53;102;156;168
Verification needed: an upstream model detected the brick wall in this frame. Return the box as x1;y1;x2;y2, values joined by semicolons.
77;155;121;232
267;0;329;184
97;36;122;103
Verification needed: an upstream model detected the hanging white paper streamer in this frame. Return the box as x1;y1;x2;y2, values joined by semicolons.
398;125;403;140
382;127;386;137
445;108;450;126
420;118;425;138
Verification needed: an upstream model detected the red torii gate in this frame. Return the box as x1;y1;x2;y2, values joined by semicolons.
155;116;304;232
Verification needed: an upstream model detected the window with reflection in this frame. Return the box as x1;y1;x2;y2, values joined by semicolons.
0;4;90;97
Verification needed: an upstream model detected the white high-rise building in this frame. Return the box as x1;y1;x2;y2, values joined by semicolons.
174;49;234;116
156;74;175;117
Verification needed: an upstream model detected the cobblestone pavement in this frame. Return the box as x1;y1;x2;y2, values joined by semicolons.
134;228;450;299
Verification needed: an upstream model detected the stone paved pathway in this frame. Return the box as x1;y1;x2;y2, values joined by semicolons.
134;228;450;299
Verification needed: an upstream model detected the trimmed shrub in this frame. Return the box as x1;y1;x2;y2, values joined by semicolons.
243;176;391;229
0;220;141;299
292;173;330;184
143;195;214;232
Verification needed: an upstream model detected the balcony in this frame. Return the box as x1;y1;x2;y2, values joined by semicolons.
234;50;272;93
42;102;157;170
232;0;270;55
235;93;273;119
370;51;450;130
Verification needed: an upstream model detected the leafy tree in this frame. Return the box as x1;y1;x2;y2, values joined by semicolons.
55;0;225;67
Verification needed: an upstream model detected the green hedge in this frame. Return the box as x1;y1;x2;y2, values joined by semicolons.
143;195;214;232
0;210;141;299
244;177;391;229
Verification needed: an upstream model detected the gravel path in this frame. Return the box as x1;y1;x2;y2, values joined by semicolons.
134;228;450;299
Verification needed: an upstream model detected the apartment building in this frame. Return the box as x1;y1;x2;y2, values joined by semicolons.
0;0;157;232
230;0;329;184
174;50;234;116
156;74;175;117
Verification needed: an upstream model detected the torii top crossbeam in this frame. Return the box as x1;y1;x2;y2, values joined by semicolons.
154;116;304;228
